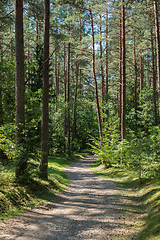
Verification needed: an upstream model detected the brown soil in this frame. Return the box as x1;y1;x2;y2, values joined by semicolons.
0;156;145;240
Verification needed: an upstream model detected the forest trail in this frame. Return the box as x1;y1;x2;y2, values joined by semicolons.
0;156;144;240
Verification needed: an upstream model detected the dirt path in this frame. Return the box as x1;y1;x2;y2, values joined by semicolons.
0;156;144;240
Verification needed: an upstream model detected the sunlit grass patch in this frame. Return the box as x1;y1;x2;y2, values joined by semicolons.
91;161;160;240
0;153;88;220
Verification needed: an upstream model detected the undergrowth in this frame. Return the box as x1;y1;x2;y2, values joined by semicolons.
91;160;160;240
0;153;87;220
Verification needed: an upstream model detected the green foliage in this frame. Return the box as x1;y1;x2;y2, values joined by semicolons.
0;57;15;123
49;96;98;154
0;124;17;161
138;87;155;129
26;44;43;92
91;120;160;181
91;117;120;168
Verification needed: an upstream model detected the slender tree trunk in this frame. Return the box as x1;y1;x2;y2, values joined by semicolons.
89;10;102;139
0;47;4;126
79;17;82;96
0;85;3;126
106;7;108;98
106;7;109;122
154;0;160;117
72;60;79;143
151;24;158;125
119;10;122;132
36;9;39;44
55;41;59;96
58;56;60;92
100;15;105;123
15;0;25;140
15;0;26;178
40;0;50;179
134;36;138;130
140;51;144;95
121;0;126;140
10;37;13;59
100;15;105;106
147;54;151;87
0;39;2;61
64;43;67;148
67;42;71;155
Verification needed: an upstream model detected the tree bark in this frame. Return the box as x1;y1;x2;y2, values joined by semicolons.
133;36;138;130
140;51;144;95
0;86;3;126
147;54;151;87
36;9;39;44
67;42;71;155
15;0;25;140
55;40;59;96
100;15;105;123
100;15;105;107
150;24;158;125
79;17;82;96
64;43;67;147
89;10;102;139
40;0;50;179
72;60;79;143
15;0;26;179
106;7;109;122
154;0;160;118
106;7;108;98
121;0;126;140
119;9;122;132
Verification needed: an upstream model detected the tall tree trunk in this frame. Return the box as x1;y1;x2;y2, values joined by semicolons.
100;15;105;106
106;7;109;122
89;10;102;139
54;41;59;96
10;37;13;59
64;43;67;149
119;9;122;132
58;56;60;92
100;15;105;123
154;0;160;117
151;24;158;125
36;9;39;44
121;0;126;140
0;87;3;126
140;51;144;95
106;7;108;98
79;17;82;96
15;0;26;179
134;36;138;130
67;42;71;155
72;60;79;143
147;54;151;87
40;0;50;179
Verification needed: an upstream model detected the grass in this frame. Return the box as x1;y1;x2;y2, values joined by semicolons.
91;160;160;240
0;152;87;221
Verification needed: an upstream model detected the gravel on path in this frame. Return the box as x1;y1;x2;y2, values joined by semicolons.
0;156;144;240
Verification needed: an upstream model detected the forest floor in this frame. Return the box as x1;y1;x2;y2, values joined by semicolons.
0;156;146;240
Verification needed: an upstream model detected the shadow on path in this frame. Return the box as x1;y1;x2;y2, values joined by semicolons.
0;156;144;240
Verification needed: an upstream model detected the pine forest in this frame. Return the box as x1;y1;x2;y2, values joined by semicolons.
0;0;160;239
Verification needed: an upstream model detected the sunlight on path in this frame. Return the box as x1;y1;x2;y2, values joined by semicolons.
0;156;143;240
